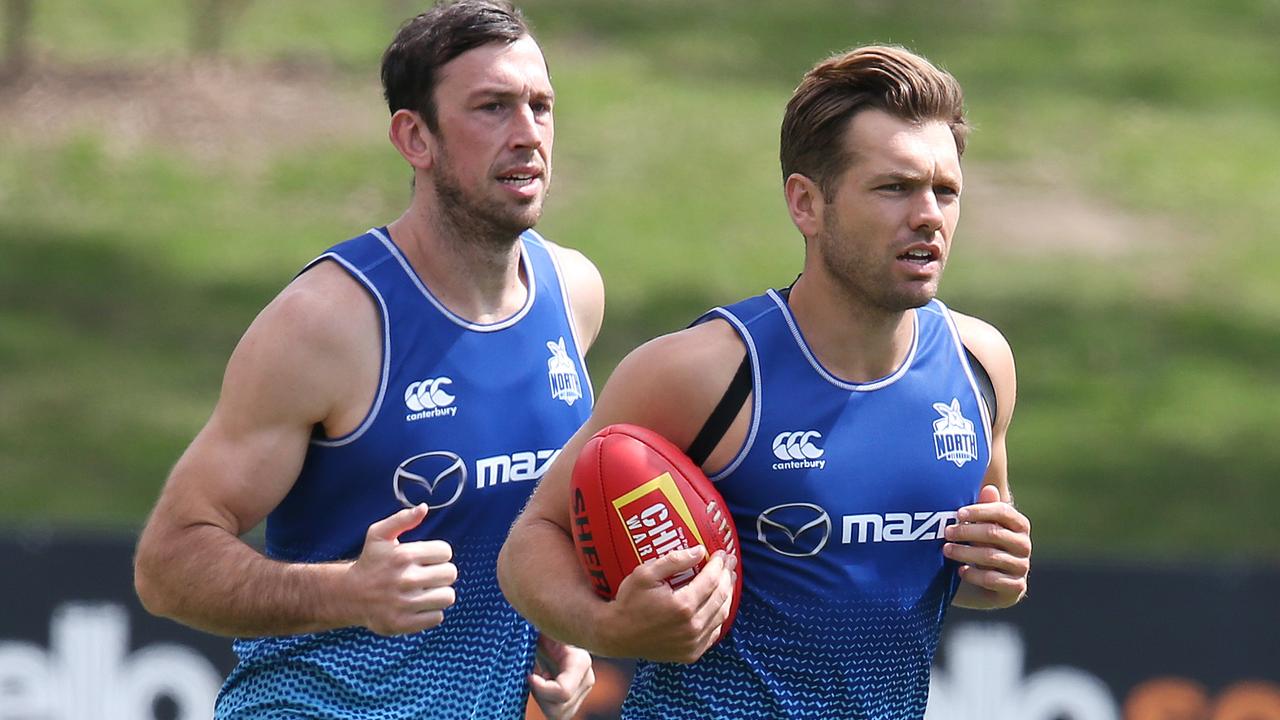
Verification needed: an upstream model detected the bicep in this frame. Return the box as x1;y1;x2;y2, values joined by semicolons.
160;405;313;540
146;292;340;541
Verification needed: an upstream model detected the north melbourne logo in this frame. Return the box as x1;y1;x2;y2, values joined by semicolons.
404;377;457;422
547;338;583;406
932;398;978;467
771;430;826;470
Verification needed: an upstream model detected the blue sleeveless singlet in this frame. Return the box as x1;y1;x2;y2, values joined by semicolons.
623;290;990;720
215;227;592;719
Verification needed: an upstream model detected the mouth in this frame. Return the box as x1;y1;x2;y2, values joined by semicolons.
496;166;544;189
498;174;539;187
897;245;941;266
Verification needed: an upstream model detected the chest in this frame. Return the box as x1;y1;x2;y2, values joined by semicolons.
731;380;985;507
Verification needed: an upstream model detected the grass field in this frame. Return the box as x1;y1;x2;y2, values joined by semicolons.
1;0;1277;560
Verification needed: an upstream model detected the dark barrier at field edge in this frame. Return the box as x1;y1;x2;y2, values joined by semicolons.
0;531;1277;719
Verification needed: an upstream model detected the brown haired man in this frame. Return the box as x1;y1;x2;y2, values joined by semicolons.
134;2;598;717
498;44;1031;718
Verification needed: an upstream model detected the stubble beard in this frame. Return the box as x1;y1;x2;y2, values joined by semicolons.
431;151;548;255
819;216;941;315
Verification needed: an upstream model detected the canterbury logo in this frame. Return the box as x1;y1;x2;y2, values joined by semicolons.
404;377;458;422
771;431;826;470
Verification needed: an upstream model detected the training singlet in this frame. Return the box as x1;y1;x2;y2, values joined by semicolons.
623;290;991;720
215;227;593;720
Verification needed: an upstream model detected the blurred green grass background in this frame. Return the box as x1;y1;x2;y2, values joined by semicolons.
1;0;1277;560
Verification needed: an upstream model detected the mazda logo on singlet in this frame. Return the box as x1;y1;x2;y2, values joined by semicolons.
393;451;466;510
756;502;832;557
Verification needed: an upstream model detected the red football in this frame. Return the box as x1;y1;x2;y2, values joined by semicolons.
570;423;742;635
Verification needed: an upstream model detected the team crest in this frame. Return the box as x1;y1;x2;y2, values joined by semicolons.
547;337;583;406
932;398;978;468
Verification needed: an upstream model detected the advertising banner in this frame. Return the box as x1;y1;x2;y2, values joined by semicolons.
1;532;1275;719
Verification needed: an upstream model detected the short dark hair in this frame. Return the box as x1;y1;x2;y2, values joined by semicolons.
381;0;532;132
780;45;969;201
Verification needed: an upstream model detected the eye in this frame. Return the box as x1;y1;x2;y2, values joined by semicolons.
935;185;960;198
878;183;907;192
478;101;504;113
530;100;553;115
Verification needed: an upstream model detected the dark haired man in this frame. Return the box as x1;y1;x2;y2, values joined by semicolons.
498;44;1032;718
134;2;598;717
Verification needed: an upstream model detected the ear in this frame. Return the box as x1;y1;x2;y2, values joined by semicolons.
784;172;824;241
388;109;435;171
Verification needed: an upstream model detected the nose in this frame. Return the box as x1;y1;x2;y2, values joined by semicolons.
509;104;544;151
910;190;945;234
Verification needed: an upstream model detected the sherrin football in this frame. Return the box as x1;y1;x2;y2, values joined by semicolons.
569;423;742;635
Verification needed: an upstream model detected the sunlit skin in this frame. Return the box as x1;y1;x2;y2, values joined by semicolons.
132;21;604;720
402;34;555;248
783;109;964;382
812;109;963;316
384;34;557;318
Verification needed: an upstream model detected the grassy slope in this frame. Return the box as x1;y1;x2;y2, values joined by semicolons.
1;0;1277;559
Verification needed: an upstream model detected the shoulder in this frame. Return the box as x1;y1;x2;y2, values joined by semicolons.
950;311;1013;375
222;261;379;424
537;236;605;349
630;318;744;372
265;260;377;354
949;309;1017;428
593;319;745;448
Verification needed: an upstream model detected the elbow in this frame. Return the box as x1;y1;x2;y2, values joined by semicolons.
133;538;175;619
498;515;549;619
496;526;524;612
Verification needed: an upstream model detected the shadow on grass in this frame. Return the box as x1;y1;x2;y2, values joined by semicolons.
0;223;273;364
0;222;283;526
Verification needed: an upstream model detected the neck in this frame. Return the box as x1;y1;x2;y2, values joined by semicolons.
786;271;916;383
386;201;528;324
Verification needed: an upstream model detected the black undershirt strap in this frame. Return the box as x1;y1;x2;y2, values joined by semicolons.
685;284;792;466
686;353;753;467
964;346;998;421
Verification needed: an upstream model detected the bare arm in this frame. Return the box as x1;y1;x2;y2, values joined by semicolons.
947;313;1031;609
499;324;741;662
134;263;456;636
547;241;605;351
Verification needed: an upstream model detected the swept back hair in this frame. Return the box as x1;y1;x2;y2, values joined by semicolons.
780;45;968;200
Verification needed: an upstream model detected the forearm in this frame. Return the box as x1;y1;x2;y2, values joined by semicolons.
135;522;357;637
498;516;616;655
